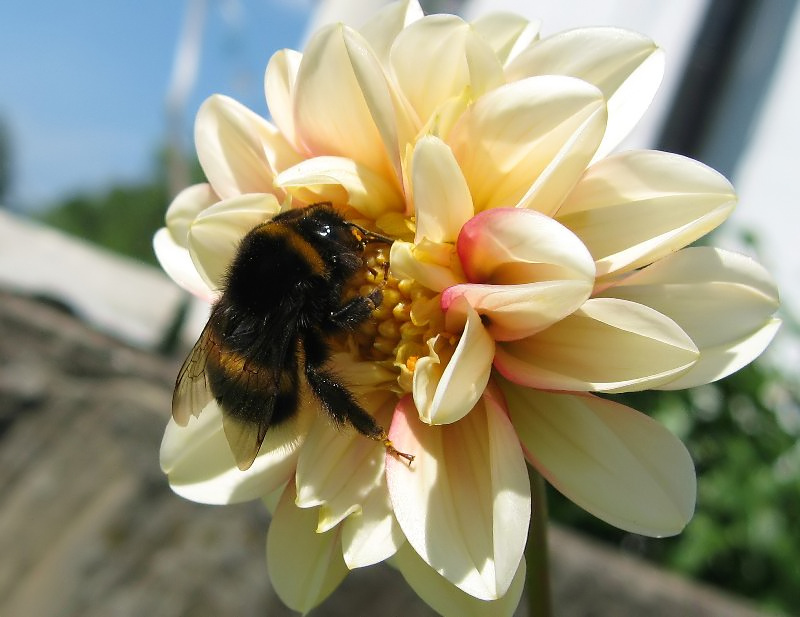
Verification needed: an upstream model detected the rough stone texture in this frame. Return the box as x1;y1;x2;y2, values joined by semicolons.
0;289;772;616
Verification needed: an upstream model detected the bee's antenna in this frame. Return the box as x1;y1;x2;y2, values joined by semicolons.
349;222;395;245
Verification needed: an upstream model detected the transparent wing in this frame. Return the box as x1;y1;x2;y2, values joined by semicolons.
172;322;216;426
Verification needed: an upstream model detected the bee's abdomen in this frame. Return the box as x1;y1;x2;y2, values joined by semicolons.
206;345;299;427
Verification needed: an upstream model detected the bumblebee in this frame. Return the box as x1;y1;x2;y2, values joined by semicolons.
172;202;414;470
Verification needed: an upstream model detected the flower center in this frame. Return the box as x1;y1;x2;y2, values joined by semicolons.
340;245;442;393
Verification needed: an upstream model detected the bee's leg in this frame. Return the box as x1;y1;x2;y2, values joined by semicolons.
301;332;414;465
327;289;383;331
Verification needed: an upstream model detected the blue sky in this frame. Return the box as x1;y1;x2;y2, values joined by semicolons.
0;0;311;210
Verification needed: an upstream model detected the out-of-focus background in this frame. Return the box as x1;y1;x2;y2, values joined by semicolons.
1;0;798;615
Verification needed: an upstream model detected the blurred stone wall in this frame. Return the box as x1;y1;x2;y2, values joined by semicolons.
0;212;770;616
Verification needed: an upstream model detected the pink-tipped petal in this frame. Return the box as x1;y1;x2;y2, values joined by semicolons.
386;392;530;600
442;280;592;341
502;385;696;536
456;207;595;284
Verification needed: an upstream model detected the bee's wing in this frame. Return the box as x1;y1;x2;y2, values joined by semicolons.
172;323;216;426
221;412;268;471
217;327;298;472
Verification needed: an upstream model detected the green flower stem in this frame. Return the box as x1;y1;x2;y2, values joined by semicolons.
526;466;553;617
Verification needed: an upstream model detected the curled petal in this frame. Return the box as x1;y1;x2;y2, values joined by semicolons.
264;48;303;151
195;95;283;199
275;155;403;218
602;247;781;388
359;0;425;66
390;14;504;124
448;75;606;214
457;207;596;284
505;27;664;158
165;183;219;246
295;394;391;531
412;135;474;244
160;402;304;505
266;482;348;613
413;301;494;424
470;12;540;66
494;298;699;392
501;385;696;536
557;151;736;277
390;240;464;293
153;228;215;301
187;193;282;290
386;390;530;600
442;280;592;341
392;543;527;616
294;23;399;182
341;480;404;569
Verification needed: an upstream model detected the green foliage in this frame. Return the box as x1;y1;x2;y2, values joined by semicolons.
549;363;800;614
38;181;170;266
35;152;204;266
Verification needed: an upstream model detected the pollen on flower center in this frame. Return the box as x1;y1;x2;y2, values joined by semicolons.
340;244;442;392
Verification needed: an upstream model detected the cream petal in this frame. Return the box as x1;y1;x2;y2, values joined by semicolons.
266;482;348;613
470;12;540;66
413;301;494;425
386;391;530;600
441;280;592;341
505;27;664;158
153;228;215;301
264;48;303;151
295;398;390;533
341;480;404;569
187;193;282;290
359;0;425;67
389;240;463;293
448;75;606;214
274;155;403;218
601;247;781;388
294;23;399;183
494;297;699;393
392;543;527;616
502;385;696;536
557;151;736;278
195;95;278;199
659;319;781;390
456;207;596;284
165;183;219;246
412;135;474;244
390;14;504;125
160;402;303;505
